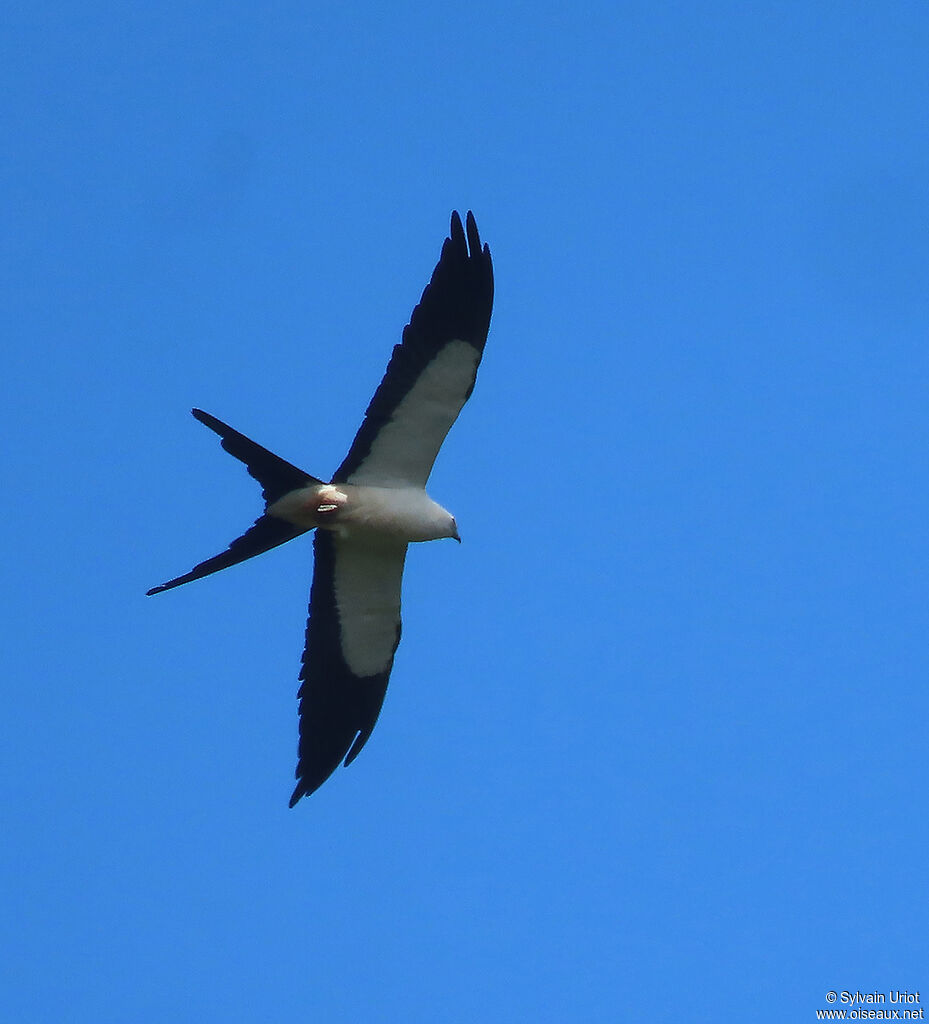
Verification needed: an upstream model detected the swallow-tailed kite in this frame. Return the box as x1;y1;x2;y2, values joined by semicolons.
148;211;494;805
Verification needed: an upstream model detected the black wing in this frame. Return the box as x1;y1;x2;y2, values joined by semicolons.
289;530;407;805
332;211;493;487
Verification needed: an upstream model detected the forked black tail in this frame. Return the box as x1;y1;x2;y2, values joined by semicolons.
147;409;321;595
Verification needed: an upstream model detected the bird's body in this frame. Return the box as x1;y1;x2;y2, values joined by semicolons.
148;211;493;805
268;483;458;542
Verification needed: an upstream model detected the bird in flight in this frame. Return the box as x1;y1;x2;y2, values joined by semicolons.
148;211;494;805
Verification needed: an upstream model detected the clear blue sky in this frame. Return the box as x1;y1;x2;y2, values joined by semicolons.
4;3;928;1021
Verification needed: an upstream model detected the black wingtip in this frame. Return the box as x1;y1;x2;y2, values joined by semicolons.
448;210;467;261
464;210;481;256
450;210;488;261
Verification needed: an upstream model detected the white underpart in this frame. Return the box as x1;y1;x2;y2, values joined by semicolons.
270;483;455;541
336;485;455;542
347;340;480;488
333;537;407;676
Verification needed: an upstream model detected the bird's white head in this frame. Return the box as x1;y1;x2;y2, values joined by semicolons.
419;494;460;543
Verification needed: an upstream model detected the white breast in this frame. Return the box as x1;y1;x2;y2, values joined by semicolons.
337;485;454;542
